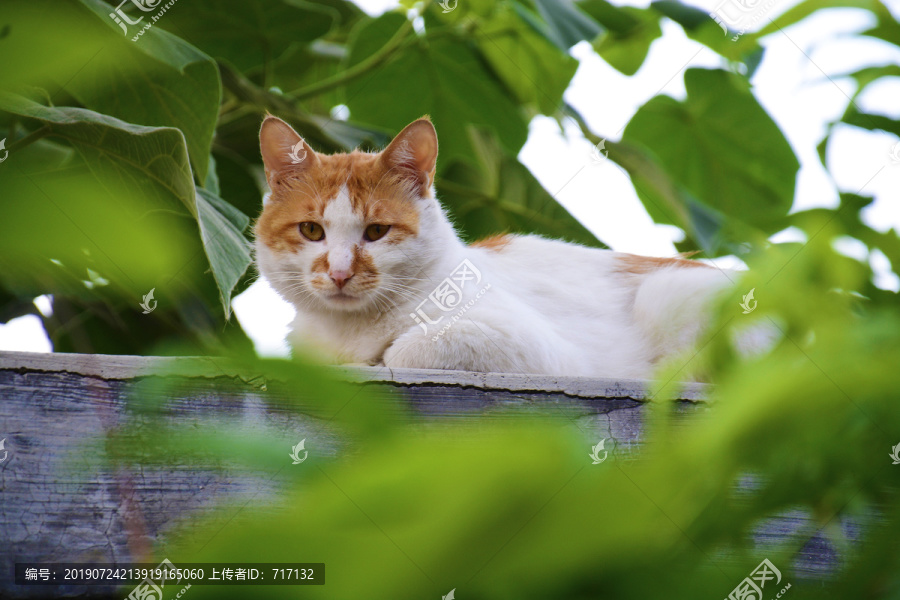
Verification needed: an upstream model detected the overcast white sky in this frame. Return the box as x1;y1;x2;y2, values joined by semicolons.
2;0;898;355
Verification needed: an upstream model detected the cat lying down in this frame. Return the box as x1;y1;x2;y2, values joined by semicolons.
254;116;734;379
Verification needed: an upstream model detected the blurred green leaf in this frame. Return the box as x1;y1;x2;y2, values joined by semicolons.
0;93;251;318
532;0;604;50
582;1;662;76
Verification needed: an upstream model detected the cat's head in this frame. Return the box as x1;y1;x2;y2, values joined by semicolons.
255;116;445;313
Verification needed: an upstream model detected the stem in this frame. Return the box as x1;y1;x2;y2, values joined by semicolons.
7;126;51;153
286;19;415;101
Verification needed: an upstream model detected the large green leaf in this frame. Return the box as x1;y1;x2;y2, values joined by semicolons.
0;93;251;316
475;5;579;113
0;0;221;182
158;0;339;73
0;93;196;215
77;0;221;182
620;68;798;249
343;13;528;168
437;128;605;248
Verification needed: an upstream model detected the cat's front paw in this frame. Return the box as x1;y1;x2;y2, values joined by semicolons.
383;321;524;373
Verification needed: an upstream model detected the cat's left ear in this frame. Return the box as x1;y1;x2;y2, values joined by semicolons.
259;115;318;188
380;117;438;193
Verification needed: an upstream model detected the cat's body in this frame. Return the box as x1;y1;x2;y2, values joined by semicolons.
255;116;732;378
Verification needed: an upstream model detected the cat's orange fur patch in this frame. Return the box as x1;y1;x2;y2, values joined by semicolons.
614;253;709;275
255;151;420;254
471;234;512;252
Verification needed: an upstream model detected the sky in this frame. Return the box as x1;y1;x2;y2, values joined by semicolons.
1;0;898;356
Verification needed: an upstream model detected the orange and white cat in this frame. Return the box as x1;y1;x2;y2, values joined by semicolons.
255;116;732;378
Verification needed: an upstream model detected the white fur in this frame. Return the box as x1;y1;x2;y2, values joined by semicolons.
256;184;734;378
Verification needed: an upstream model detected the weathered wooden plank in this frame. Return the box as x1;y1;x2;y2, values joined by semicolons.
0;351;854;598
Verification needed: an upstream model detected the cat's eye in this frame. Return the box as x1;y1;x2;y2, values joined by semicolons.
364;224;391;242
298;222;324;241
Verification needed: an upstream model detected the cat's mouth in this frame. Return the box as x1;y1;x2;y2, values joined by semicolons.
327;291;358;302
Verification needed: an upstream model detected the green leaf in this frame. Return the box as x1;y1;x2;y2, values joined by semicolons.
0;93;196;216
650;0;762;63
437;128;605;248
841;108;900;138
69;0;222;182
584;3;663;76
620;69;798;248
751;0;897;41
344;13;528;168
159;0;339;73
0;93;251;315
204;153;221;196
839;65;900;98
196;188;252;317
533;0;604;50
475;6;579;113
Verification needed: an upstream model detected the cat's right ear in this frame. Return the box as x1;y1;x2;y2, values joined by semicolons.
260;116;318;188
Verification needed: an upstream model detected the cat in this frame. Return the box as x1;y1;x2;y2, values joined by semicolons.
254;115;734;379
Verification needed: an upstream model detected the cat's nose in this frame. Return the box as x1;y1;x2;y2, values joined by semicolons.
329;270;354;289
